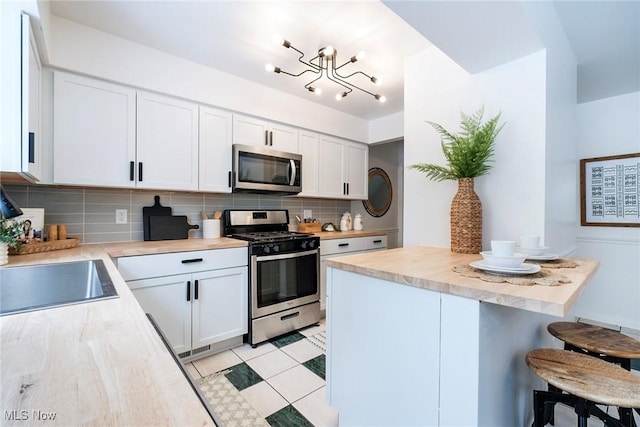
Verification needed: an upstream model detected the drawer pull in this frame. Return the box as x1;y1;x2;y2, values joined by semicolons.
373;240;382;244
186;281;191;302
281;311;300;321
181;258;204;264
338;243;349;247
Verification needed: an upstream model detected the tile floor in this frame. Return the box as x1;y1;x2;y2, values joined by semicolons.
186;319;639;427
186;319;338;427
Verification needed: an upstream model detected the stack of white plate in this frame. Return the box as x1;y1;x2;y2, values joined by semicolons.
470;251;540;275
517;246;559;261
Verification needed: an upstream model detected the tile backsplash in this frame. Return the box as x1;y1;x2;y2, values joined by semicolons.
5;184;351;244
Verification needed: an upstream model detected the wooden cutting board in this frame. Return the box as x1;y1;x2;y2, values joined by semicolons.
143;196;172;241
148;215;199;241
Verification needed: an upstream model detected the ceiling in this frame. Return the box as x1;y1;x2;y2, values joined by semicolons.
48;1;639;120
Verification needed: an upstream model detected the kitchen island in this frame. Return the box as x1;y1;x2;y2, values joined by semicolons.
325;246;599;427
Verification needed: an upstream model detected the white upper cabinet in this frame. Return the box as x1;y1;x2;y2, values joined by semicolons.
199;106;233;193
233;114;299;153
53;72;137;187
318;135;346;198
54;74;198;191
1;14;43;182
344;141;368;199
298;130;319;197
136;91;199;191
22;14;42;181
317;135;368;200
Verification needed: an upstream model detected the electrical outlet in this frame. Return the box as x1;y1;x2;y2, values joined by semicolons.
303;209;312;219
116;209;128;224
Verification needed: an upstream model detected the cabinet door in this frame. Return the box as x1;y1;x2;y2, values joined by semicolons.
199;106;233;193
298;130;319;197
269;123;299;153
191;267;248;349
53;72;136;187
136;92;199;191
21;14;41;181
345;142;369;199
128;274;193;354
232;114;270;147
318;135;346;198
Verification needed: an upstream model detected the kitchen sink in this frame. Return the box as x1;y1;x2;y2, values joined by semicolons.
0;259;119;316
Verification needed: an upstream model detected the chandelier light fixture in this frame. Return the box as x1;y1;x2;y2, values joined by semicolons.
265;38;386;103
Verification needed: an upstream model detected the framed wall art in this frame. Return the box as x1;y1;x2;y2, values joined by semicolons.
580;153;640;227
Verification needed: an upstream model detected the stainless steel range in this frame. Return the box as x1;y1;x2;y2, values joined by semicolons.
223;209;321;346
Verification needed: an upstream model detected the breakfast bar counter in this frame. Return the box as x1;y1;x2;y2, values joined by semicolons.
325;246;599;427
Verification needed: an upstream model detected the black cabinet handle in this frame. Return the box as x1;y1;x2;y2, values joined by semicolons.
138;162;143;181
269;131;273;146
186;281;191;302
264;130;269;146
338;243;349;247
28;132;35;163
373;239;382;244
129;161;135;181
181;258;203;264
194;280;199;300
228;171;232;187
281;311;300;321
343;183;347;195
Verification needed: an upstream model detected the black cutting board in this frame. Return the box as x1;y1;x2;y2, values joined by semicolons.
149;215;199;241
143;195;172;241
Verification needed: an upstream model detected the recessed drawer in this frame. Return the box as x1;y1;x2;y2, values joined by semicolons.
366;235;387;250
117;247;248;281
321;237;367;255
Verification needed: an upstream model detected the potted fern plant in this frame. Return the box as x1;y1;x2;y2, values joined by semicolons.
410;107;504;253
0;218;24;265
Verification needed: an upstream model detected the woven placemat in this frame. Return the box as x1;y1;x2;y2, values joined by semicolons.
453;264;571;286
529;258;579;269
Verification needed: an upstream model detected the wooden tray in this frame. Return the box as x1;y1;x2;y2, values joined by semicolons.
9;238;80;255
298;223;322;233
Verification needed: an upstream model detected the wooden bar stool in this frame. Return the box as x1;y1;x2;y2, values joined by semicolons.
526;348;640;427
547;321;640;424
547;322;640;371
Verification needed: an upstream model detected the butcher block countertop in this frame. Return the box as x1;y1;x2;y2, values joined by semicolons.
311;229;386;240
326;246;599;317
0;239;250;426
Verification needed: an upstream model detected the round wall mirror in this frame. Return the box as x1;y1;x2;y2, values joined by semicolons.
363;167;392;217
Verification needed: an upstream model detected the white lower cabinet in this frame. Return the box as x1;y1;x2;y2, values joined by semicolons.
118;248;248;357
319;235;387;311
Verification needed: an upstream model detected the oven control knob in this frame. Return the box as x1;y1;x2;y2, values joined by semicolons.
273;245;279;252
309;240;315;248
263;246;270;253
301;241;307;249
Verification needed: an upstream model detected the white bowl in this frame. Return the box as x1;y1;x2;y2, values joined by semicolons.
517;246;548;256
480;251;526;268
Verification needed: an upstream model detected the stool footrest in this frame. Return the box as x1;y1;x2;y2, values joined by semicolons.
533;390;630;427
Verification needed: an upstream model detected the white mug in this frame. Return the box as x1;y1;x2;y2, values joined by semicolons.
202;219;220;239
491;240;516;257
520;235;540;249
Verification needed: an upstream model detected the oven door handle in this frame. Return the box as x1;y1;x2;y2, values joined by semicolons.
253;248;319;262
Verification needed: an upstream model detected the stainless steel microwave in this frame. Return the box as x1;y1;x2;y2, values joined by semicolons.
232;144;302;195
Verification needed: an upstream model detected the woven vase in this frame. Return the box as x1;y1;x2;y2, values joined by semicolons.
450;178;482;254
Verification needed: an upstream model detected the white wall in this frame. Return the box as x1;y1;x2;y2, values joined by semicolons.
368;111;403;144
573;91;640;330
46;16;368;143
404;46;547;251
